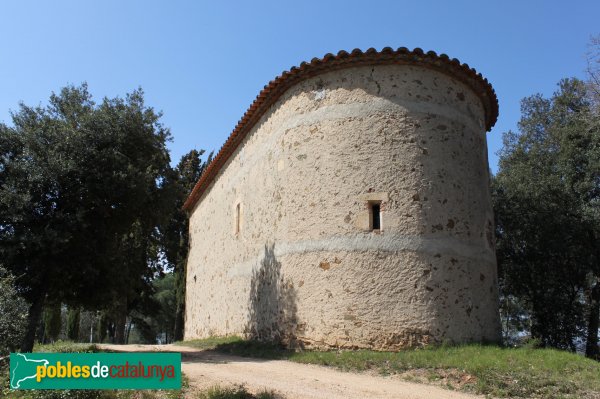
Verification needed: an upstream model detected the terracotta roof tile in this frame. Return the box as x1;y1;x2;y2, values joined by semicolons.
183;47;499;211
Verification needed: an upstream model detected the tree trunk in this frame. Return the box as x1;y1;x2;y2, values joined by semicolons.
173;301;185;342
114;312;126;344
173;260;186;341
67;307;81;342
20;291;46;352
586;281;600;359
125;317;133;344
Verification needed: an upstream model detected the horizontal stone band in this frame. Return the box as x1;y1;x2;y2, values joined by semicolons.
227;233;494;277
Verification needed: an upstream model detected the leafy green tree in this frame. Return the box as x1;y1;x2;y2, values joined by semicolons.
0;84;174;351
0;267;28;355
162;150;212;341
498;292;529;345
128;273;179;344
493;78;600;356
43;303;62;343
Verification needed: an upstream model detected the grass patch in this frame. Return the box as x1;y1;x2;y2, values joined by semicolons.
197;385;278;399
2;390;184;399
179;337;600;399
34;340;99;353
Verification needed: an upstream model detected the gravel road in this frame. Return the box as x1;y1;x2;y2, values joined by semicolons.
100;344;484;399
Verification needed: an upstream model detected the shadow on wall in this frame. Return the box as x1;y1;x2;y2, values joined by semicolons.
245;243;299;345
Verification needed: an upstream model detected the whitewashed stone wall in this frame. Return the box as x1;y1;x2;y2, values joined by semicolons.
184;64;501;349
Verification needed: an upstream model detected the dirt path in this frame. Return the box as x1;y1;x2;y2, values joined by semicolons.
100;344;483;399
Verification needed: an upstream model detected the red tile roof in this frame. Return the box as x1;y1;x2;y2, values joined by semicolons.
183;47;499;212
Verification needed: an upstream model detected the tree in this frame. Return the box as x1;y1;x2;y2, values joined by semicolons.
586;35;600;111
583;35;600;358
128;273;178;344
0;267;28;355
0;84;174;351
43;303;62;343
162;150;212;341
67;307;80;341
96;313;109;343
153;273;177;343
493;78;600;356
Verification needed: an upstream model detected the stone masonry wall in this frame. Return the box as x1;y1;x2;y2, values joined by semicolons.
184;64;501;349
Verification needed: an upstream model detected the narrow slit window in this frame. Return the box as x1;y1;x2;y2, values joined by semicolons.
235;203;241;234
371;203;381;230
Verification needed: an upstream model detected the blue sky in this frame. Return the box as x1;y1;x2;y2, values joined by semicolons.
1;1;598;173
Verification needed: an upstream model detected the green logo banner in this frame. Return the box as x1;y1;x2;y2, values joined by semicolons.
10;352;181;390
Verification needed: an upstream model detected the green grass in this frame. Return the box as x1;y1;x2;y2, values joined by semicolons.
178;337;600;399
197;385;278;399
34;340;99;353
